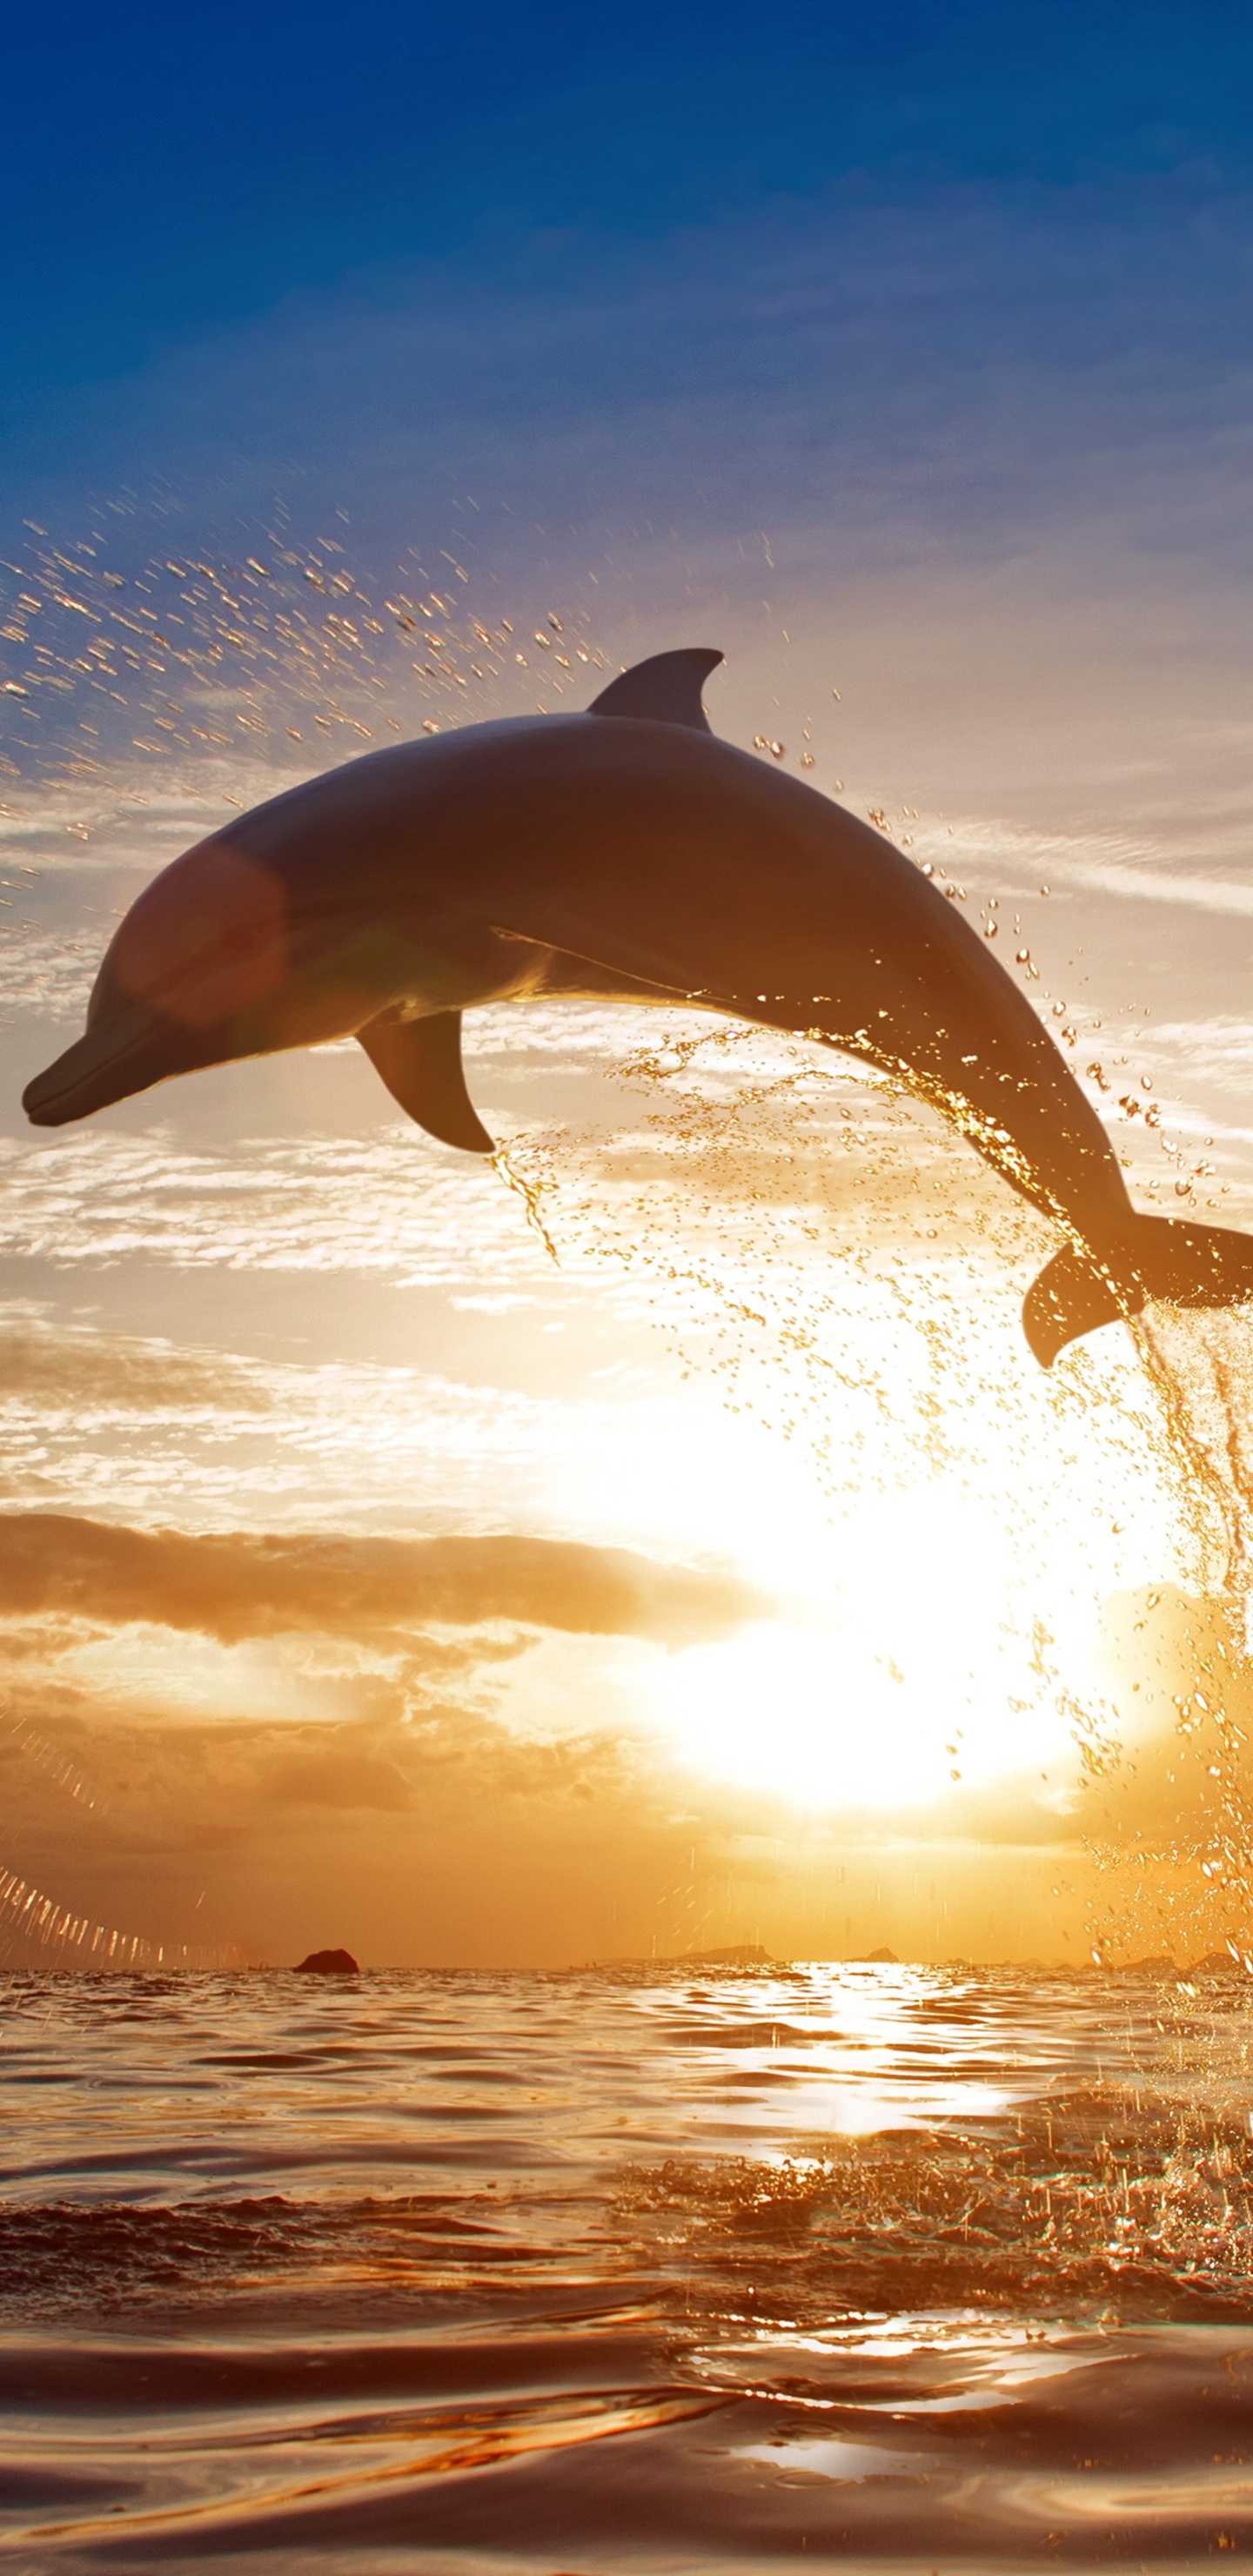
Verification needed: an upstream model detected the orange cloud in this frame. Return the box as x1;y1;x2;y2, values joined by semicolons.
0;1513;769;1648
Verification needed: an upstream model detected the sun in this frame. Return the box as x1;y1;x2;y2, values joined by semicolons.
548;1134;1195;1821
620;1317;1189;1816
655;1549;1075;1818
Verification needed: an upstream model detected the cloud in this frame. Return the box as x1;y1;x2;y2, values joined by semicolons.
0;1309;596;1533
1066;865;1253;922
0;1305;271;1414
0;1038;1036;1285
1142;1019;1253;1096
0;1683;705;1969
924;804;1253;919
8;1552;1213;1974
0;1511;769;1649
0;1664;1112;1972
0;1127;561;1285
262;1736;415;1812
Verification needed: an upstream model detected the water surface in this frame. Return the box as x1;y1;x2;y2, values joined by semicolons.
3;1962;1253;2569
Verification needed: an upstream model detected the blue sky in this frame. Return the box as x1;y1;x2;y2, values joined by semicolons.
11;0;1253;354
7;0;1253;567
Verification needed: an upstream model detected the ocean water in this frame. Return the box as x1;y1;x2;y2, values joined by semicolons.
3;1963;1253;2570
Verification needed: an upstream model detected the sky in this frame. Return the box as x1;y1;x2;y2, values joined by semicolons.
3;0;1253;1969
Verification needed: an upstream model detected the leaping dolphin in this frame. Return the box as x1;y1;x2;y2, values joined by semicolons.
23;647;1253;1363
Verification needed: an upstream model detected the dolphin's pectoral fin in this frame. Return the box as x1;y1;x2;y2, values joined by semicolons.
588;647;723;732
358;1009;495;1154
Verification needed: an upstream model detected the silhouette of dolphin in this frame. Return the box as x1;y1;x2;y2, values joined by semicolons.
23;647;1253;1363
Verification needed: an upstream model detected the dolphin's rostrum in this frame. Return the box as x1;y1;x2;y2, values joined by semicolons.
23;649;1253;1362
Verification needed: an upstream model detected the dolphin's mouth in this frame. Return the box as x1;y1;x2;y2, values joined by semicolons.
22;1003;213;1128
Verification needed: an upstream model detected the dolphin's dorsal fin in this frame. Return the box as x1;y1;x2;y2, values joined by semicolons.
358;1008;495;1154
588;647;723;733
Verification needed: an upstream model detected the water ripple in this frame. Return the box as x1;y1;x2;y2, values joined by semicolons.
2;1962;1253;2565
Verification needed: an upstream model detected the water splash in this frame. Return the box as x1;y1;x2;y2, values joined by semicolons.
494;1016;1253;1967
0;499;617;806
1135;1307;1253;1607
1083;1305;1253;1971
490;1144;561;1267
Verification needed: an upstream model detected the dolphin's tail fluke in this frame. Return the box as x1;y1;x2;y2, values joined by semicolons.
1023;1215;1253;1366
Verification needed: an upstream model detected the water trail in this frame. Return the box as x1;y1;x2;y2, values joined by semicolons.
1135;1308;1253;1608
0;1875;226;1968
502;1019;1041;1500
0;1707;101;1814
490;1146;561;1266
0;1698;245;1970
1098;1307;1253;1971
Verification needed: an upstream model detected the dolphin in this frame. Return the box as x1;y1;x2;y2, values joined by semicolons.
23;647;1253;1363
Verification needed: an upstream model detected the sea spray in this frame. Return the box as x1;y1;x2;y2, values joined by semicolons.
495;1016;1253;1973
1083;1306;1253;1972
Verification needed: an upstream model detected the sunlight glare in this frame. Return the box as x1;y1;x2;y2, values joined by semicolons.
659;1613;1071;1812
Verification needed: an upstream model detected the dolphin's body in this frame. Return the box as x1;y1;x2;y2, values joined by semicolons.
23;648;1253;1361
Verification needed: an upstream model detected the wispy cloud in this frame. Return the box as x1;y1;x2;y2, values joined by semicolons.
0;1127;559;1283
0;1303;271;1412
0;1511;768;1647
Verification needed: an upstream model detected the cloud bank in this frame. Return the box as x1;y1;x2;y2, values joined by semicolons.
0;1513;768;1649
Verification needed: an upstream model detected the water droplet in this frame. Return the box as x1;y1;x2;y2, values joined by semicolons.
492;1149;560;1266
